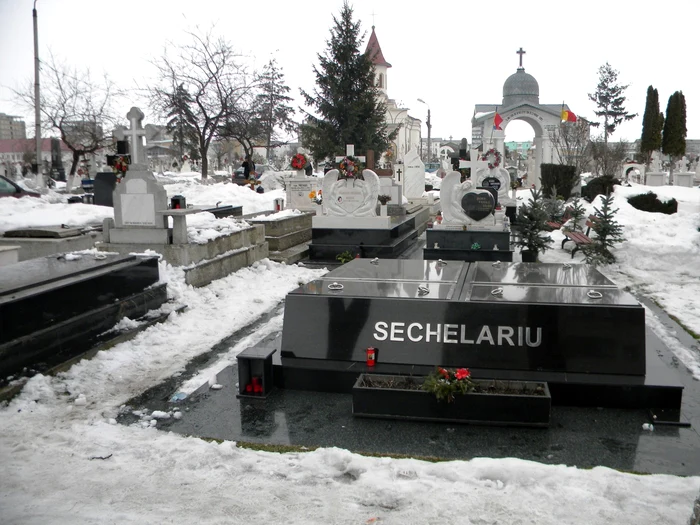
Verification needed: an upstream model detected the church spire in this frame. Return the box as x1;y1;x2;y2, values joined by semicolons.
365;26;392;68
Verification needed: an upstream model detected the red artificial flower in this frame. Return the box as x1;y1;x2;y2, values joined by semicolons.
439;367;450;379
455;368;470;380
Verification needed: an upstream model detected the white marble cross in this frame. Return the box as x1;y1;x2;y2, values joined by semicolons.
459;148;489;172
114;107;147;167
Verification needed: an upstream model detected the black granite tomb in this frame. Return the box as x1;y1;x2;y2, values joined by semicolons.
308;209;429;261
0;253;166;377
279;259;682;412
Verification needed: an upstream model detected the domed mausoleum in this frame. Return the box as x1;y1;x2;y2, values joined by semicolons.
471;49;577;189
502;68;540;107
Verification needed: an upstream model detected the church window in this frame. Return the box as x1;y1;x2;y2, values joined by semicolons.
377;73;384;88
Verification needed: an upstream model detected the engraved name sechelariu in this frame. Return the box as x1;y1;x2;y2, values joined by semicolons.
373;322;542;347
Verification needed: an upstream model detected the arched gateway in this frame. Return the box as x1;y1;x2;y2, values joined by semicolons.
471;48;573;188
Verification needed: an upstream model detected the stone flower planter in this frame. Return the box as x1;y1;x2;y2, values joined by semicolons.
352;374;551;427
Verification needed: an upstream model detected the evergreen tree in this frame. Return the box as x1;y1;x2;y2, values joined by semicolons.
256;59;297;161
662;91;687;171
300;1;394;161
513;187;553;258
165;83;198;159
583;194;625;265
564;196;587;233
639;86;663;166
588;63;637;144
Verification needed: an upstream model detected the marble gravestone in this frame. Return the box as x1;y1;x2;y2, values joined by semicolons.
437;172;506;231
110;107;170;244
286;177;321;212
475;167;513;208
313;169;390;229
646;153;666;186
673;156;694;187
425;170;513;261
402;146;426;200
110;172;169;244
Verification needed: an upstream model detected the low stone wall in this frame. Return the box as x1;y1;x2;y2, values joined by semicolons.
0;232;103;262
248;212;313;262
97;224;269;287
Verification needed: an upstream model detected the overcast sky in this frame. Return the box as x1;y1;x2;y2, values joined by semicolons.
1;0;698;145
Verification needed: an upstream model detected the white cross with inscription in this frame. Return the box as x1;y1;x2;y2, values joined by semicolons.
114;107;147;168
458;148;489;172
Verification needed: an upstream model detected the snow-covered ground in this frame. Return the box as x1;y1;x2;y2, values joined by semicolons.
0;175;699;524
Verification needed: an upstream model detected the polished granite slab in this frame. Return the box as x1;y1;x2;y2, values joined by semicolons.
282;260;646;376
124;322;700;476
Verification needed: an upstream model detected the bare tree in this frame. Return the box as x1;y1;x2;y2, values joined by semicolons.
149;31;254;179
548;118;593;175
589;138;627;178
13;52;119;183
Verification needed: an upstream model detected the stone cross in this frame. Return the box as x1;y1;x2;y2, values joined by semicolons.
114;107;147;168
459;148;490;173
335;143;366;163
517;47;526;68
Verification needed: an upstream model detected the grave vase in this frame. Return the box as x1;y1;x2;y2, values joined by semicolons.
380;204;388;217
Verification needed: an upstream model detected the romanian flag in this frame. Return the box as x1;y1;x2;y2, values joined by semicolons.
493;112;503;130
561;110;577;122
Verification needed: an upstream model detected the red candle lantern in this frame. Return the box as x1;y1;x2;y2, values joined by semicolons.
366;347;377;367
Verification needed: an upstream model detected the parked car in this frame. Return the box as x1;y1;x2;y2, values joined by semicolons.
232;164;272;185
0;175;41;198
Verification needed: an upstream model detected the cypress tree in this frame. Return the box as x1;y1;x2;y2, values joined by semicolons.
300;1;394;161
639;86;663;165
662;91;687;166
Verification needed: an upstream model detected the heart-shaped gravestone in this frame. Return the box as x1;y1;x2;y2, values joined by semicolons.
461;189;495;221
334;182;366;215
480;186;499;207
482;176;501;192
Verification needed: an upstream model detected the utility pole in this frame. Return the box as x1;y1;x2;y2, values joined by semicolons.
426;108;432;163
33;1;42;188
417;98;432;162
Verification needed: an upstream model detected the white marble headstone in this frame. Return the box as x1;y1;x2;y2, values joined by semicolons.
321;169;380;217
113;171;168;229
437;171;503;230
286;177;320;211
475;167;511;205
403;146;425;200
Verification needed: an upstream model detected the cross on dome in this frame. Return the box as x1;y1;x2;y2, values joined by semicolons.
516;47;526;69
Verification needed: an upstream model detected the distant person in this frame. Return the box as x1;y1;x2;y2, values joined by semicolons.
242;156;255;180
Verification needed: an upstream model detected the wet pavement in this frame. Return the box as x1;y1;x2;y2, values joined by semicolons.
119;237;700;476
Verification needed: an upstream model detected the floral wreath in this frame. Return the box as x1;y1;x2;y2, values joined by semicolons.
113;156;129;182
338;156;364;180
481;148;502;170
291;153;308;170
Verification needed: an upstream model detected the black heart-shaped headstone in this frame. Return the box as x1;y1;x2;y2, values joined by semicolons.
480;186;499;207
461;190;495;221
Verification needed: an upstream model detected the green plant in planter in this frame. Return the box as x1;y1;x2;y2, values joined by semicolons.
423;367;475;403
336;250;355;264
512;187;553;260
